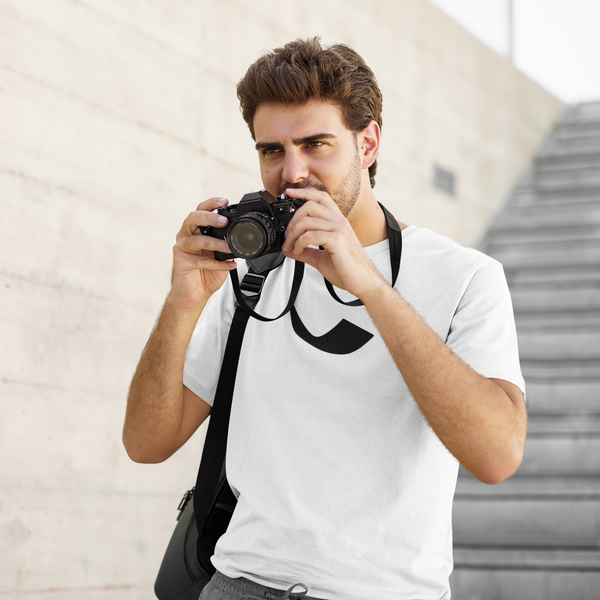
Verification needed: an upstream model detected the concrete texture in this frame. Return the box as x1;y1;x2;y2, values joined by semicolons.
0;0;563;595
451;101;600;600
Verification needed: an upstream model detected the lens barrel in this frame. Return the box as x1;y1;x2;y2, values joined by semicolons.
227;212;277;259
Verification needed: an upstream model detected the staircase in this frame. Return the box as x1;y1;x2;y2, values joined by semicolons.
449;101;600;600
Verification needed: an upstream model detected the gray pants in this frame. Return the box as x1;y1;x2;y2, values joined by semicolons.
199;570;327;600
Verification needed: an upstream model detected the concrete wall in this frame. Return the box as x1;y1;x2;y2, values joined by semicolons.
0;0;563;596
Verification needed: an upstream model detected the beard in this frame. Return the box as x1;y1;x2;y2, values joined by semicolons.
277;144;363;218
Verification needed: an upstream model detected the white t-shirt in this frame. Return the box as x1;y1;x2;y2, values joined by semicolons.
184;226;525;600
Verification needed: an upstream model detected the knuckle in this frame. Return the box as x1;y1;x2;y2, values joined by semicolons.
298;231;312;244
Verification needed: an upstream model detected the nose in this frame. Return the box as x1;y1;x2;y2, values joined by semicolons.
282;148;309;185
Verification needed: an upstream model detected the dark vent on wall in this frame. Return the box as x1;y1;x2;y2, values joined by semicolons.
434;165;456;196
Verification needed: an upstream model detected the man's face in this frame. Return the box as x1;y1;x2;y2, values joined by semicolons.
253;100;364;217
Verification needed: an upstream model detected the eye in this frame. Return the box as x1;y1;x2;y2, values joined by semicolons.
262;148;281;156
308;141;324;148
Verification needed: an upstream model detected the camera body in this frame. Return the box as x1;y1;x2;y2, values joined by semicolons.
201;190;305;261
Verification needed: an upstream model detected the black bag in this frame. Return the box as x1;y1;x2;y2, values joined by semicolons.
154;256;304;600
153;465;237;599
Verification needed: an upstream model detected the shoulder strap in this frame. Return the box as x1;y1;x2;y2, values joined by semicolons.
192;267;271;535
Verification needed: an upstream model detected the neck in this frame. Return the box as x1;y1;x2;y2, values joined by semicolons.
347;187;388;247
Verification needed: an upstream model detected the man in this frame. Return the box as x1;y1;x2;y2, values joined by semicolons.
124;38;527;599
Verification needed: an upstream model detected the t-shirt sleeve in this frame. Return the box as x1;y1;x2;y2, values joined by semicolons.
446;258;526;397
183;275;238;407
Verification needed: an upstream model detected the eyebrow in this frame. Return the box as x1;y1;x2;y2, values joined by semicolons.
255;132;337;152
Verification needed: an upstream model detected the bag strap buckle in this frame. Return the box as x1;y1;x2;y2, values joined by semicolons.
236;272;266;310
240;272;265;296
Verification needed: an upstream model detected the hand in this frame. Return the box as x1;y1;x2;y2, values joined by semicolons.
281;188;386;299
170;197;236;311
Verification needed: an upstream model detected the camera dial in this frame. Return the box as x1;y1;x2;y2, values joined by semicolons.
227;212;277;259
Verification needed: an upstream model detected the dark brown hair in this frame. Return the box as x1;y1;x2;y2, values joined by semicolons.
237;37;383;188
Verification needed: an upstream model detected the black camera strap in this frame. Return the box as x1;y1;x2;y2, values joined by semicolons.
287;203;402;354
229;258;305;322
230;202;401;319
324;202;402;306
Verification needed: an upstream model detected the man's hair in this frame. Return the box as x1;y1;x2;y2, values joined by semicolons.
237;37;383;188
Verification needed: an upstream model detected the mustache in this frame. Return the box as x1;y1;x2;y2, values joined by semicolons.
277;180;327;196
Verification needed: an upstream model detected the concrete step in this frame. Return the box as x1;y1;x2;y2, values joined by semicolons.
503;264;600;288
525;380;600;414
518;182;600;200
488;239;600;263
519;430;600;475
529;152;600;175
521;358;600;382
488;209;600;232
515;310;600;331
500;218;600;239
488;226;600;246
517;329;600;360
544;136;600;154
453;499;600;548
453;476;600;547
553;120;600;137
490;245;600;268
450;548;600;600
535;150;600;170
456;472;600;497
562;101;600;122
531;165;600;187
495;214;600;234
510;193;600;212
509;286;600;313
527;413;600;436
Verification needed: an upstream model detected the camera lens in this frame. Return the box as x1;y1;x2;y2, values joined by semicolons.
227;212;276;259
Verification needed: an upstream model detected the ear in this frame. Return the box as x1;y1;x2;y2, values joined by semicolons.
358;120;380;169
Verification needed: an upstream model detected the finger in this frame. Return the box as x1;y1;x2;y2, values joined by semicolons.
177;206;230;241
284;187;341;214
177;251;237;272
282;216;336;252
287;230;344;257
195;196;229;212
178;231;231;256
293;198;339;221
284;199;343;243
283;245;321;270
191;256;238;272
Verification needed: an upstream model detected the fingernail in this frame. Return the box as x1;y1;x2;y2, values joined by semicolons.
218;197;228;205
218;216;228;225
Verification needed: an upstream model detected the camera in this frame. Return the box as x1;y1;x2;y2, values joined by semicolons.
201;190;305;260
